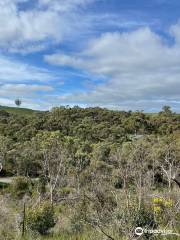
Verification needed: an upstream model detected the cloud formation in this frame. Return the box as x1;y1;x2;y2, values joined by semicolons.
0;83;53;96
0;0;97;53
0;83;54;110
0;55;58;82
0;0;180;111
45;24;180;111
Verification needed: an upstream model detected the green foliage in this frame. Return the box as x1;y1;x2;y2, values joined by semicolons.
0;105;179;240
134;209;157;240
58;187;72;198
26;202;56;235
133;206;157;229
0;203;19;240
0;105;38;116
10;176;32;198
0;105;179;177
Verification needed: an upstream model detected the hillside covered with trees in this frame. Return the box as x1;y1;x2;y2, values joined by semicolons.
0;106;179;240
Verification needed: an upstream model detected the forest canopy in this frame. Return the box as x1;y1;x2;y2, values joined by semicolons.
0;105;179;240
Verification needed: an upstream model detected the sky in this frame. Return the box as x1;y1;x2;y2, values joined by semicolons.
0;0;180;112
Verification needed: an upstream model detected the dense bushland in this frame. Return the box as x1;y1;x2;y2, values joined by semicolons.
0;106;179;240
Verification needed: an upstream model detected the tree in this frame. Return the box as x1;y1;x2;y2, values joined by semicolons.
130;139;152;209
159;139;179;191
15;99;22;107
26;202;56;235
161;106;173;116
35;131;67;204
10;176;32;198
13;140;41;177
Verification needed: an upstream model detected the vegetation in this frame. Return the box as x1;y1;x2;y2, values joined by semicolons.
0;105;179;240
26;202;56;235
0;105;38;116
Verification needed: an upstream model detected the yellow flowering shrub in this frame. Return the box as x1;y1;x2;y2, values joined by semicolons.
152;197;173;215
153;206;161;214
164;199;173;208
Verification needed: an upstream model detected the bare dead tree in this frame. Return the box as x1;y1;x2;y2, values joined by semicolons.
161;142;178;191
131;141;151;210
42;143;66;204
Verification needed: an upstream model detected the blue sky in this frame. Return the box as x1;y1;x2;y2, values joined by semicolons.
0;0;180;112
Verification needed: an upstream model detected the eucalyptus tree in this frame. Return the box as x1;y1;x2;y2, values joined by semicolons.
35;131;67;204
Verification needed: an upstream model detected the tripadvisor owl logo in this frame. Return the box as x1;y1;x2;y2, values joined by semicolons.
135;227;143;236
134;227;177;236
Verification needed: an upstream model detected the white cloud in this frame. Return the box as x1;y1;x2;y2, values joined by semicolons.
0;0;97;53
170;20;180;44
0;55;58;82
0;83;53;96
0;96;45;110
45;24;180;111
38;0;95;12
0;97;15;106
0;0;155;54
0;1;63;51
0;83;55;110
45;54;84;67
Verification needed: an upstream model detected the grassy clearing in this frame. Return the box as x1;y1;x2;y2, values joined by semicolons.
0;105;38;116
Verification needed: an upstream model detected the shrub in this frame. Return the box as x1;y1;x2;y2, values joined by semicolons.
133;206;158;240
133;207;157;229
114;177;123;189
0;205;18;240
10;176;32;198
58;187;71;198
26;202;56;235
